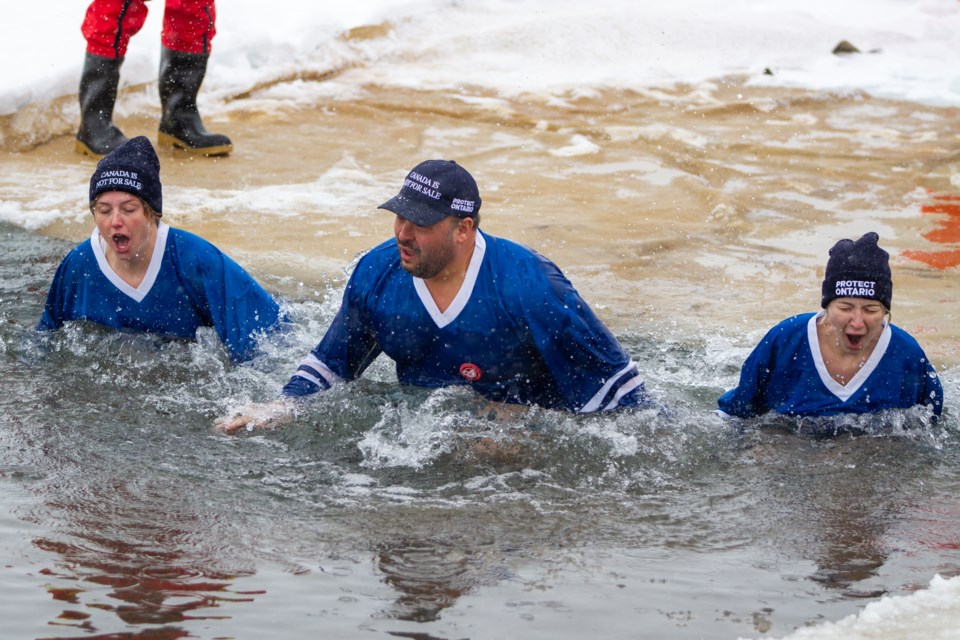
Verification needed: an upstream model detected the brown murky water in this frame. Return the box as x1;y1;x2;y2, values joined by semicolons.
3;76;957;365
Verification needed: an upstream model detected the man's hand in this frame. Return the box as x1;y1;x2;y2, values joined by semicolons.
214;399;295;434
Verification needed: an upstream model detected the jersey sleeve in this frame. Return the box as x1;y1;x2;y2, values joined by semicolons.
919;351;944;420
173;233;283;363
282;260;383;398
716;327;781;418
37;260;70;331
515;254;646;412
36;245;87;332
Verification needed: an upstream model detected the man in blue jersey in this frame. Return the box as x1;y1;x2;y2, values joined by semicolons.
221;160;649;431
717;232;943;422
38;136;283;363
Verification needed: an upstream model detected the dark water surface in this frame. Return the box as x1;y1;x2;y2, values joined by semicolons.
1;222;958;639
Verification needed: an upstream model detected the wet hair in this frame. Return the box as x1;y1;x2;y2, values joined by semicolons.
143;202;162;226
451;213;481;230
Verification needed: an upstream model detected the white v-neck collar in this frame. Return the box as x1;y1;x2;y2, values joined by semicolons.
91;222;168;303
413;232;486;329
807;310;891;401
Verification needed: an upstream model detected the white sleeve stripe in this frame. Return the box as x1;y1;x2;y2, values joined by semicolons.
601;374;644;411
579;361;641;413
295;354;340;388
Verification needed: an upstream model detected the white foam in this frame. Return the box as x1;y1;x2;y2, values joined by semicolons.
167;155;383;221
755;574;960;640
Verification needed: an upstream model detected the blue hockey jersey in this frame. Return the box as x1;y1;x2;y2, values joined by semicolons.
283;231;646;412
37;223;282;363
718;312;943;419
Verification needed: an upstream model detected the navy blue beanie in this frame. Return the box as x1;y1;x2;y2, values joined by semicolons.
821;232;892;309
89;136;162;215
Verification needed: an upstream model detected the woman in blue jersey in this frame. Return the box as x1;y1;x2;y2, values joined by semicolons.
717;232;943;421
37;136;282;363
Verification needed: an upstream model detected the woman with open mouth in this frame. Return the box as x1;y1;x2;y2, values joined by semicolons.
717;232;943;423
36;136;283;363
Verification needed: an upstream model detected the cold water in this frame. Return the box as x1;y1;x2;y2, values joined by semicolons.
1;221;958;639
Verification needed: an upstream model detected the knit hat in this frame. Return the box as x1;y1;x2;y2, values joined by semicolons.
89;136;163;215
821;232;892;309
378;160;481;226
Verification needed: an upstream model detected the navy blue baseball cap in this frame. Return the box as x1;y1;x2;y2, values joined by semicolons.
378;160;481;226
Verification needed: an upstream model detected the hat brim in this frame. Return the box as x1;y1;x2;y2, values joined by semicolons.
378;194;450;227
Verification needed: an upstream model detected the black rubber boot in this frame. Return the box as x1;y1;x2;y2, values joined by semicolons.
158;47;233;156
76;53;128;158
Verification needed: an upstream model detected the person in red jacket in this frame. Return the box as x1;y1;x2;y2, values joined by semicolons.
77;0;232;158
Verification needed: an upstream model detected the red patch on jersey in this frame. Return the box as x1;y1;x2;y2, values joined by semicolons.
459;363;482;381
